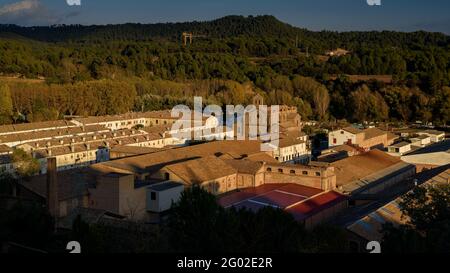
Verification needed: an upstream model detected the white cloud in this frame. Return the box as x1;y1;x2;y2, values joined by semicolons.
0;0;81;26
0;0;40;16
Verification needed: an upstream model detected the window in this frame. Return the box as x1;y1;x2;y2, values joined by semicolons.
278;169;283;173
266;168;272;172
290;170;295;174
315;172;321;177
150;192;156;201
302;171;308;175
333;138;337;144
165;173;170;180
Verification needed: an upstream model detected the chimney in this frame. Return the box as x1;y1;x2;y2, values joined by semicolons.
47;157;59;220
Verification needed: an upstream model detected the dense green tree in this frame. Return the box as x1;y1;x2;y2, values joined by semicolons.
349;85;389;122
382;184;450;253
11;148;40;179
166;186;347;253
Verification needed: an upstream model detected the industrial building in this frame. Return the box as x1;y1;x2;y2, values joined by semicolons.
345;164;450;252
330;149;416;196
218;183;347;229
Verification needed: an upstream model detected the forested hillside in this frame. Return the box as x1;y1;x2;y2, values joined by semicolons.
0;15;449;125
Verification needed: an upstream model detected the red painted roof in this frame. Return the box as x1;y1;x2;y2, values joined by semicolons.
218;184;346;221
286;191;347;221
218;183;322;208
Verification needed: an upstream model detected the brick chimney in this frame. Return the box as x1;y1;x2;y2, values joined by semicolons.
46;157;59;219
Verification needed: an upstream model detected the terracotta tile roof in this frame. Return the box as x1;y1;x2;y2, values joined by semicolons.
278;137;306;148
222;159;264;175
386;132;399;141
0;120;74;134
165;156;237;185
0;125;108;145
74;110;208;125
91;140;264;175
343;127;363;135
245;152;279;163
331;149;402;186
110;145;166;155
362;127;387;141
0;144;12;154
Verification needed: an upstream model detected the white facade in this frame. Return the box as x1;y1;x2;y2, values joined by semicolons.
274;142;310;164
146;182;185;213
410;136;431;147
417;131;445;143
387;143;411;156
329;129;357;147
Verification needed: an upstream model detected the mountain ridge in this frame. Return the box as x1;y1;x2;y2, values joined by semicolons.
0;15;448;47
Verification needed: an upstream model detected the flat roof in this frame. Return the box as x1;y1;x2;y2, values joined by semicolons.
149;182;184;191
401;152;450;166
390;142;411;148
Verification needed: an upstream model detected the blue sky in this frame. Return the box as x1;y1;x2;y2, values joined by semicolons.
0;0;449;33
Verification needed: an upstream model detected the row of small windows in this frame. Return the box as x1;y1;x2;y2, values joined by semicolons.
266;167;320;176
107;119;174;128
